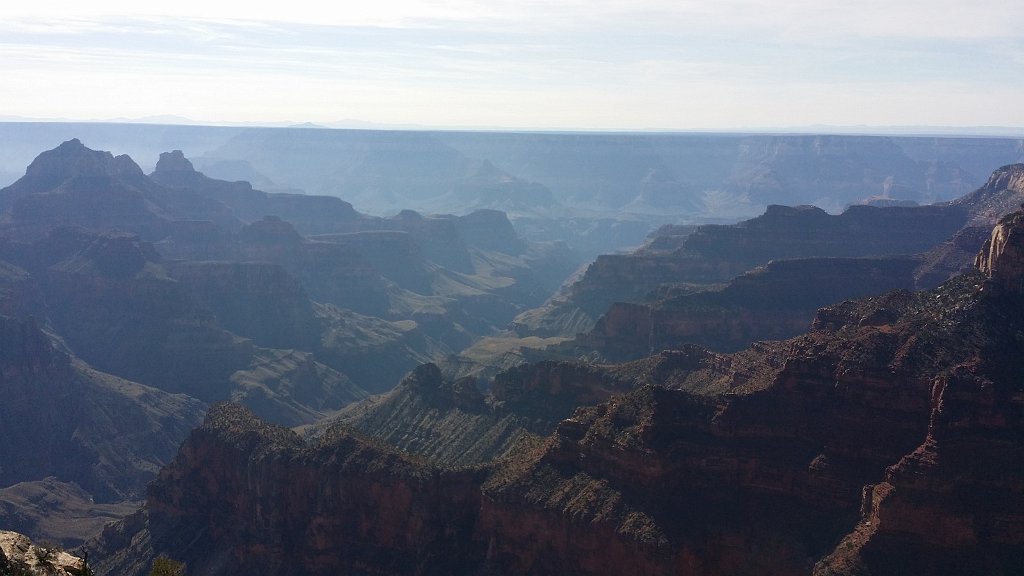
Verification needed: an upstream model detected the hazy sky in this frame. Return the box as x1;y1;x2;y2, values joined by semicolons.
3;0;1023;130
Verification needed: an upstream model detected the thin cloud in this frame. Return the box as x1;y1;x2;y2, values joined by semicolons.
0;1;1022;129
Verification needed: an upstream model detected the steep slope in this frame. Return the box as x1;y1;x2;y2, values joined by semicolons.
0;139;147;210
325;361;632;467
517;165;1024;362
152;150;579;351
0;228;372;422
165;260;322;351
481;242;1022;575
813;207;1024;576
0;228;253;402
0;479;138;547
228;348;368;428
0;315;205;504
2;125;1021;259
0;141;577;400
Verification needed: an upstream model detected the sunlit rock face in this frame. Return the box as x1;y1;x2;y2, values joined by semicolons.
976;208;1024;292
0;530;87;576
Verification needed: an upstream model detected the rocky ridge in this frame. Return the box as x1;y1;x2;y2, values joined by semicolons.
513;203;967;338
326;361;634;467
567;255;920;360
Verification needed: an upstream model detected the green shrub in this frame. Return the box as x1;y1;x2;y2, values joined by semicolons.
149;555;185;576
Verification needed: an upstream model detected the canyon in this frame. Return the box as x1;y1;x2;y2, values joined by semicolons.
89;197;1024;576
0;127;1021;574
0;138;577;545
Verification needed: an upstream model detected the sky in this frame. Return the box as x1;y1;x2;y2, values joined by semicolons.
2;0;1024;131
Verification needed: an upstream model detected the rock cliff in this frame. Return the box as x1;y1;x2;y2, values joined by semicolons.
812;206;1024;576
0;139;144;207
975;208;1024;291
92;403;487;576
0;139;240;241
0;226;375;420
0;141;577;401
572;255;919;359
514;203;966;337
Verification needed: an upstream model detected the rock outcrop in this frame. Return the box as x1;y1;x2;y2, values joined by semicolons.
0;531;86;576
1;139;144;206
0;226;378;419
812;206;1024;576
3;228;255;402
975;208;1024;291
0;139;241;241
166;261;321;351
0;141;578;398
916;163;1024;285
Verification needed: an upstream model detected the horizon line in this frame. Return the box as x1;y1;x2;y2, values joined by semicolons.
1;115;1023;139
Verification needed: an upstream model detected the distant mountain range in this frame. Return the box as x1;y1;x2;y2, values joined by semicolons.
3;115;1022;137
1;122;1021;258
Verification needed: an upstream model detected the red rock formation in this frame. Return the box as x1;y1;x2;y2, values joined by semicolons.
814;214;1024;576
94;403;487;576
